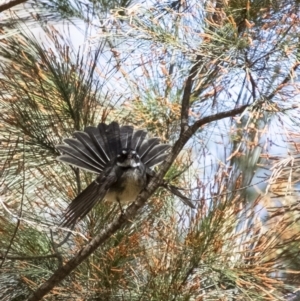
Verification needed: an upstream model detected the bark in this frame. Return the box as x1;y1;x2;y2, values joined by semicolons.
0;0;28;13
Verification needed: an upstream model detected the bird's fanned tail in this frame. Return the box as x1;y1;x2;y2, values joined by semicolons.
120;125;134;149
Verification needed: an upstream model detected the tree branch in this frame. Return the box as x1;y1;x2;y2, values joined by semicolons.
180;56;202;133
26;104;248;301
0;0;28;12
267;62;300;101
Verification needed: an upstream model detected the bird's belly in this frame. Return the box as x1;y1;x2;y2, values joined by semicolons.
106;184;141;204
105;169;146;204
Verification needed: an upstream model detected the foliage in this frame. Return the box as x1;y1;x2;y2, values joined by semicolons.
1;0;300;300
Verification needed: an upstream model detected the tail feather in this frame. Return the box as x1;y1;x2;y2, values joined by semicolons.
56;143;104;173
139;137;160;159
57;154;103;174
97;123;112;160
132;129;147;151
58;137;106;171
120;125;134;149
73;131;108;167
106;122;122;158
142;144;171;166
145;153;169;168
84;126;111;164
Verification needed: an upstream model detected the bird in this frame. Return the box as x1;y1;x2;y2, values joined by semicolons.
56;121;195;228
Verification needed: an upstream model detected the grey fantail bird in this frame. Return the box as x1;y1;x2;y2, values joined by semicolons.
56;121;195;227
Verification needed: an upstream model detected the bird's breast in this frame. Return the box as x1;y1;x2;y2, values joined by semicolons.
105;168;147;204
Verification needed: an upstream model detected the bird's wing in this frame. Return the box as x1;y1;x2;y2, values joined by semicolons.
61;168;118;228
161;183;196;209
145;167;195;209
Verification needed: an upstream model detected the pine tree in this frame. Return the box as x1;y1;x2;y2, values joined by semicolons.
1;1;300;300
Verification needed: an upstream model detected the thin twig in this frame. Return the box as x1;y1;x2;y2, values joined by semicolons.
0;253;59;261
0;198;88;241
0;136;24;268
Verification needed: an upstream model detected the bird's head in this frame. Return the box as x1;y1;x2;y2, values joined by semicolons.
116;149;140;168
